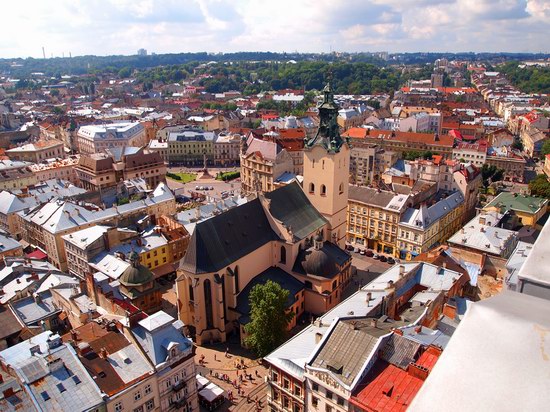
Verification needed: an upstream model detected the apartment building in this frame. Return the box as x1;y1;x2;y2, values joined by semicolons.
452;140;487;167
347;187;410;256
397;191;464;260
350;145;399;186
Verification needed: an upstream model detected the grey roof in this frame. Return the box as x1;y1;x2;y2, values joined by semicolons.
409;291;550;412
380;333;421;369
0;230;23;253
0;191;35;215
0;368;35;412
131;311;193;366
349;186;409;212
293;241;351;279
11;291;60;326
0;331;104;412
400;191;464;230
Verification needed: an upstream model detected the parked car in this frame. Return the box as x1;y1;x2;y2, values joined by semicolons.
387;257;396;264
365;249;374;257
353;247;360;253
195;185;201;190
379;255;388;262
359;249;366;255
209;186;214;190
176;195;190;204
373;253;380;260
345;244;354;251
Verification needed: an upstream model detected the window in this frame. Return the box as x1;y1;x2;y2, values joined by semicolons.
339;183;343;194
326;390;333;400
115;402;123;412
312;396;319;408
283;397;290;408
321;185;327;196
134;391;142;401
309;182;315;193
272;371;279;382
325;406;333;412
144;384;152;395
312;383;319;392
337;396;344;406
134;407;144;412
283;378;290;389
280;246;287;264
145;399;155;411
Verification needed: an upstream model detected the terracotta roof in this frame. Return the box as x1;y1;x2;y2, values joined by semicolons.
350;347;441;412
344;128;454;147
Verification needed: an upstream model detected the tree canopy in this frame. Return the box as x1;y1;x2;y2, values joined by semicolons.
529;174;550;198
499;61;550;94
244;280;295;357
541;140;550;157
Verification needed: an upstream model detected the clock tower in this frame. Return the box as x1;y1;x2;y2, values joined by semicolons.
303;82;350;248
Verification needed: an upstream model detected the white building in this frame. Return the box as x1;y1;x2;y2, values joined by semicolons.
76;122;146;154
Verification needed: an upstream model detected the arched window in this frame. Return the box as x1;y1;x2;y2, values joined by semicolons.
309;182;315;193
204;279;213;329
322;160;325;170
321;185;327;196
280;246;287;264
339;183;344;195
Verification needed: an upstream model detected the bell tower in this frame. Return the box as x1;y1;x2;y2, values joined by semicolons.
303;81;350;248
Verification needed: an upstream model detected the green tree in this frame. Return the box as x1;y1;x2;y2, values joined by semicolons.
529;174;550;198
541;140;550;157
245;280;295;357
118;66;132;78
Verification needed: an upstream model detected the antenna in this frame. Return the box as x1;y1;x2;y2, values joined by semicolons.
42;46;46;59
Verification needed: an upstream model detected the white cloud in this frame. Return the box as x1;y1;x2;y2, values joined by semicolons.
0;0;548;58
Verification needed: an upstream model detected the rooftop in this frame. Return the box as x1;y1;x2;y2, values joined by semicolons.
409;291;550;412
484;192;548;215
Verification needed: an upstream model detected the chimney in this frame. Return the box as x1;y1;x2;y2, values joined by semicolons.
315;333;323;343
386;280;394;289
370;318;378;328
366;292;372;302
399;265;405;277
442;262;447;269
99;347;108;359
414;325;422;334
70;330;78;342
443;303;457;319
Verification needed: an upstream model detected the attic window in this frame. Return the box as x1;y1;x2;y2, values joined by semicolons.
72;376;81;385
57;383;66;393
41;391;51;401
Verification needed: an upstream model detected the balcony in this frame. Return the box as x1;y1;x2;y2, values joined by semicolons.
173;380;186;392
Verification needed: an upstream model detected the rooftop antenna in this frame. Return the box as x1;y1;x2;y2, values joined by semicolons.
42;46;46;59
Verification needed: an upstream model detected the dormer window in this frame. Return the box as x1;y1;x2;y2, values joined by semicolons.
171;348;177;358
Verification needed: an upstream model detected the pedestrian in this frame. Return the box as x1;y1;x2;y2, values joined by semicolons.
214;353;217;361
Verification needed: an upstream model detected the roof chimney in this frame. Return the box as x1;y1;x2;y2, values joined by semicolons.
315;332;323;344
399;265;405;277
99;347;108;359
366;292;372;302
370;318;378;328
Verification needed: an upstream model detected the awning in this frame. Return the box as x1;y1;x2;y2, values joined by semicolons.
198;383;226;403
26;249;48;260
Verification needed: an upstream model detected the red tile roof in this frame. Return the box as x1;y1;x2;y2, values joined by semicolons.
343;128;454;147
350;348;441;412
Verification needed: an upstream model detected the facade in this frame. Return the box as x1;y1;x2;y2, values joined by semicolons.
29;155;79;184
452;140;487;167
0;190;36;238
349;145;399;186
240;137;294;195
347;187;410;256
213;133;241;166
0;160;37;191
167;128;216;166
131;311;198;412
344;128;454;156
398;191;465;260
486;146;526;182
76;147;166;191
76;122;146;154
6;139;65;163
147;139;168;163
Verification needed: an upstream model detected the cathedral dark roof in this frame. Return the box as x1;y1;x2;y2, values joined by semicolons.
265;182;327;240
180;198;278;275
119;263;154;287
180;182;326;275
293;242;351;279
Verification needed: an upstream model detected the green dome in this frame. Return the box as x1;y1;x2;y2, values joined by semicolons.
119;252;153;287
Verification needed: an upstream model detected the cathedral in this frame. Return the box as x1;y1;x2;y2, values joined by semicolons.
176;82;353;345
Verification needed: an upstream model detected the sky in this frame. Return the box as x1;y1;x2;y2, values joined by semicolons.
1;0;549;58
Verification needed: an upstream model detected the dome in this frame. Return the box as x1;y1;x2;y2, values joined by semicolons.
119;253;154;287
301;248;338;278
